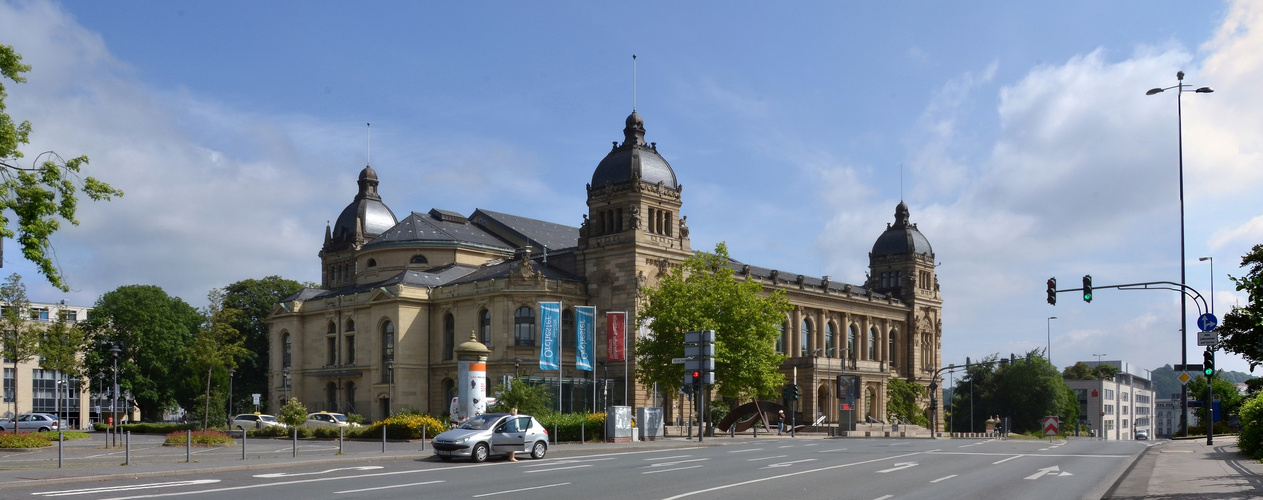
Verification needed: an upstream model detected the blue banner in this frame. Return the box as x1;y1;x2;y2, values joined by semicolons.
575;306;595;371
539;302;561;371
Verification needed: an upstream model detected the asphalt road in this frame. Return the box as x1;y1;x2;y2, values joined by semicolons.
3;436;1149;500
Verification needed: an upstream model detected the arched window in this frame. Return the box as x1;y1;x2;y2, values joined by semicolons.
889;329;898;368
345;319;355;332
800;319;812;357
381;320;395;383
282;332;292;368
326;382;338;411
346;335;356;364
367;258;377;268
514;307;536;347
327;321;337;334
825;323;836;358
410;254;428;264
562;309;576;349
443;313;455;360
847;326;856;362
868;327;878;360
776;321;786;354
479;309;491;346
345;382;357;414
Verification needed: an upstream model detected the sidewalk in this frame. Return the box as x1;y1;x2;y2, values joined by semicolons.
1106;435;1263;499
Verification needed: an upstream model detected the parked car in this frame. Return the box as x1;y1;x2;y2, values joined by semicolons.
0;412;61;432
1135;429;1149;440
431;413;547;462
303;411;355;428
231;413;285;430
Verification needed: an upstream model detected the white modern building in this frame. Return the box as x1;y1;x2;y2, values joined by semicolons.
1064;360;1155;440
1155;393;1197;437
2;301;96;429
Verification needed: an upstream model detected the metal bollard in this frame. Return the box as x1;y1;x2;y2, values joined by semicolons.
292;427;297;458
125;431;131;466
339;426;344;455
241;428;246;460
186;430;192;463
421;427;426;451
58;431;64;468
553;423;558;445
382;424;387;453
581;421;585;444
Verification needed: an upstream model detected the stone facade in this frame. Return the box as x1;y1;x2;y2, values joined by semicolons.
268;111;942;426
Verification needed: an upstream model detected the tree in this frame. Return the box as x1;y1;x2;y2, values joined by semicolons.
1215;244;1263;370
490;377;552;419
636;243;791;402
183;289;249;430
278;397;308;428
0;273;37;427
886;377;929;426
0;45;122;291
1062;361;1117;380
221;277;306;412
1187;375;1244;429
80;285;203;421
37;310;88;416
951;351;1076;433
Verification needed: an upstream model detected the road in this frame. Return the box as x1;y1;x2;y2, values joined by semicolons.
4;437;1148;500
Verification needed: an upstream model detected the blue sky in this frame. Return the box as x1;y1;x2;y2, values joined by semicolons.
2;0;1261;376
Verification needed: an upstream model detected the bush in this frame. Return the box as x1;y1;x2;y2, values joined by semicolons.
164;430;234;446
1240;393;1263;458
35;431;91;440
278;398;308;428
93;422;200;434
0;432;52;448
359;413;447;440
537;412;604;442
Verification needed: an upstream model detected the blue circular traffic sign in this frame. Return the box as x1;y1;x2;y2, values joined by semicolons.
1198;313;1218;332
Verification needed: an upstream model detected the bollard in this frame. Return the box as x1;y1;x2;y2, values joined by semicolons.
581;421;585;444
730;425;735;438
339;426;344;455
125;431;131;466
553;423;558;445
421;427;426;451
382;424;387;453
241;428;247;460
186;430;192;463
292;427;297;458
58;431;64;468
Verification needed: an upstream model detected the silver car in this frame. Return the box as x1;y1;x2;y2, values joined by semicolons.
431;413;548;462
0;413;61;432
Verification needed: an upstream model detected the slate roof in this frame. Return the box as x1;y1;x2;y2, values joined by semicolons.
471;208;579;252
366;210;513;250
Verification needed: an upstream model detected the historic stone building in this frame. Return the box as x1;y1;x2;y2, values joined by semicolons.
268;111;942;425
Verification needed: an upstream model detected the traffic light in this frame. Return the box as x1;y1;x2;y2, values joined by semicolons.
1204;350;1215;377
1082;275;1093;303
792;384;800;400
782;384;793;401
1047;278;1057;306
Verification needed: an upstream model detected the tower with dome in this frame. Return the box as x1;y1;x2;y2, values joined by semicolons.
268;110;941;430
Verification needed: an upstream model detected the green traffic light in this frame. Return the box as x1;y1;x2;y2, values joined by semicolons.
1205;368;1213;376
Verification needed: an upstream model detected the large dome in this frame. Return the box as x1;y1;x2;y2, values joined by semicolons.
591;111;678;190
329;165;398;250
871;201;933;257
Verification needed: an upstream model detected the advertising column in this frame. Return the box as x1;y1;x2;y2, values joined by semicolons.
454;333;491;423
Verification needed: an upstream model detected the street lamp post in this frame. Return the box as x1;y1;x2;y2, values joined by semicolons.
110;344;120;447
227;368;236;428
1148;71;1213;437
1199;257;1214;315
1046;317;1057;367
95;372;103;424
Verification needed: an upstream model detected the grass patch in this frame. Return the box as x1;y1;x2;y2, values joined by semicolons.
0;432;53;448
34;431;92;440
164;430;235;446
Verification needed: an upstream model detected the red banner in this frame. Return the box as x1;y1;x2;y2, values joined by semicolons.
606;312;627;361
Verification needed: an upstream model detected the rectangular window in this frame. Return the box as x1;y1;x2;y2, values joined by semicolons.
1123;406;1130;415
1122;393;1129;402
2;367;13;403
1104;389;1114;400
30;308;49;322
1105;404;1114;415
346;336;355;365
63;310;78;323
327;337;337;366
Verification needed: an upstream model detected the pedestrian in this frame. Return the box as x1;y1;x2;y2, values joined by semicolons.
778;410;786;435
508;408;519;462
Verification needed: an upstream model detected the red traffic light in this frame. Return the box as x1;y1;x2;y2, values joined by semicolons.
692;371;700;378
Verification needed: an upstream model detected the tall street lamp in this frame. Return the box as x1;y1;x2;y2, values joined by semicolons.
1147;71;1213;437
95;372;103;424
110;344;120;446
1199;257;1214;315
227;368;236;428
1046;317;1058;368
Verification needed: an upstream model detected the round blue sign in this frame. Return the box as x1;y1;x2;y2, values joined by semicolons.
1198;313;1218;332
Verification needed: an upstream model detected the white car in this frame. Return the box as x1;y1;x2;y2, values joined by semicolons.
231;413;285;430
303;412;355;428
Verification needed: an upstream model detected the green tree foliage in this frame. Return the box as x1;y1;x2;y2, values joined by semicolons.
221;277;306;411
1062;361;1118;380
951;351;1075;433
181;289;249;429
1186;375;1244;425
80;285;204;421
37;310;88;394
636;243;791;402
1238;393;1263;458
1217;244;1263;370
278;397;308;428
0;273;37;425
886;377;929;426
490;377;552;418
0;45;122;292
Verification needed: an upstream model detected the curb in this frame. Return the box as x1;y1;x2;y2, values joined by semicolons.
1096;442;1158;499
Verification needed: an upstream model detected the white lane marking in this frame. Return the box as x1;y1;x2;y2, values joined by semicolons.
727;448;763;453
993;455;1023;464
661;451;925;500
765;459;817;468
646;458;709;468
803;443;819;447
332;480;443;494
817;448;848;453
875;462;918;473
647;455;692;460
471;482;569;497
930;474;957;483
778;445;794;448
254;466;383;478
929;451;1129;458
874;495;894;500
521;457;613;468
747;455;788;462
523;464;592;474
32;480;221;497
643;465;704;474
958;441;987;448
79;465;481;499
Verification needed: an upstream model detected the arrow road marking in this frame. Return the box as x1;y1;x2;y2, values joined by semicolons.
254;466;382;478
876;462;919;473
765;459;818;469
1025;465;1073;480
